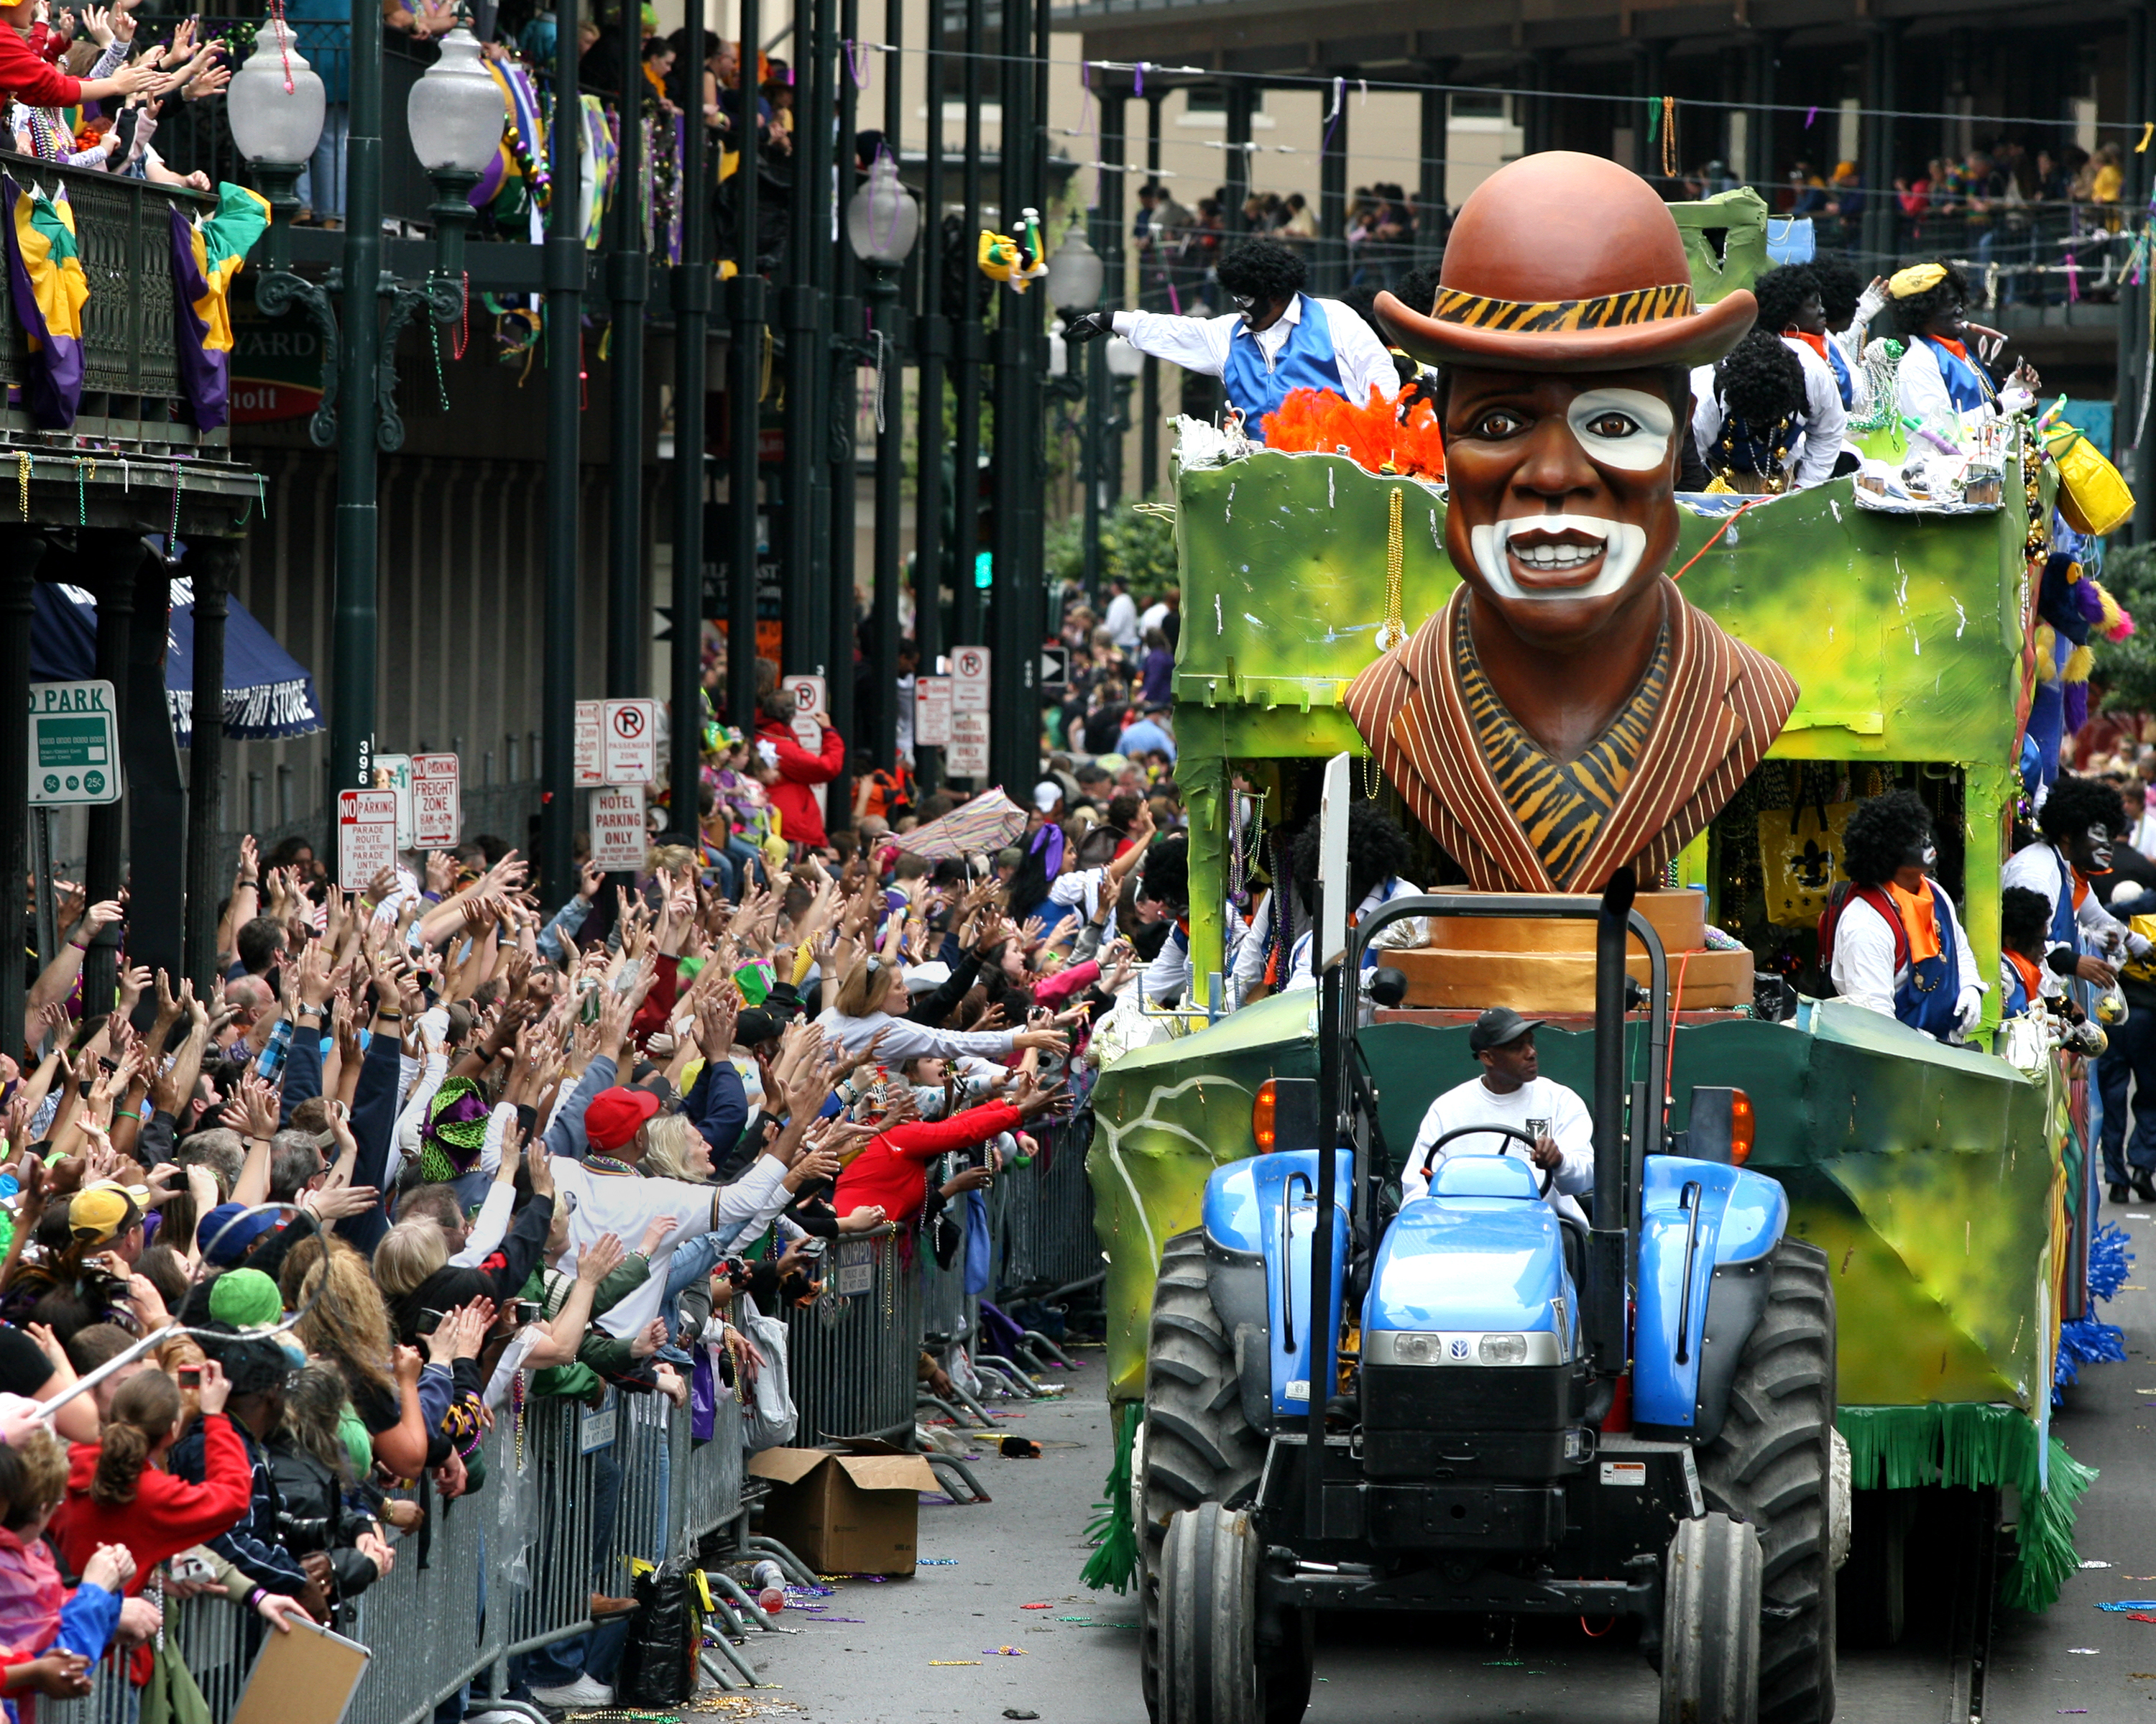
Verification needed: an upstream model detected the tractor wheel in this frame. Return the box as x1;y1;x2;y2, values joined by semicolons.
1695;1238;1838;1724
1141;1230;1272;1723
1160;1503;1302;1724
1661;1511;1764;1724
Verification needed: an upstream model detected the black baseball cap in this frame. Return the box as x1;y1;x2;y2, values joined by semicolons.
1468;1007;1542;1054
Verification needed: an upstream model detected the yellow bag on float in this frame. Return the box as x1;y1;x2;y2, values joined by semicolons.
2045;423;2135;537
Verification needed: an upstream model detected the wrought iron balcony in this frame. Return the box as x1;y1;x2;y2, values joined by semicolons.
0;151;229;449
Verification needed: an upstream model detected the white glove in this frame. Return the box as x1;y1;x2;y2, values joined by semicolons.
1953;985;1984;1036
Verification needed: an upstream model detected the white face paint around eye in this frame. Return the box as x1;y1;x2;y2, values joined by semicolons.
1468;514;1649;601
1564;387;1677;473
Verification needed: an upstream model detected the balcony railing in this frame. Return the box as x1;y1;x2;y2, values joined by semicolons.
0;151;221;446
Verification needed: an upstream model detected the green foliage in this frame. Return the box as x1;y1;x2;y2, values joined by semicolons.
2097;541;2156;714
1045;501;1180;601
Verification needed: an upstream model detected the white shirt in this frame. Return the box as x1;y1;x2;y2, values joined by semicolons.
815;1006;1019;1064
2129;808;2156;861
1282;878;1427;993
1103;591;1141;652
1828;886;1982;1028
1404;1074;1595;1225
550;1153;791;1338
2001;842;2151;965
1110;294;1397;416
1689;338;1847;492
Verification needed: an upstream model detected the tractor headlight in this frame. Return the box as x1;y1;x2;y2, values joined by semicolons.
1388;1333;1441;1364
1478;1333;1529;1365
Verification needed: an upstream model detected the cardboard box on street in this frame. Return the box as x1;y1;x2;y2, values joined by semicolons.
747;1446;939;1576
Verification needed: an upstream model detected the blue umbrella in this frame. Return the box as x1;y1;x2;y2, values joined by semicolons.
29;577;322;747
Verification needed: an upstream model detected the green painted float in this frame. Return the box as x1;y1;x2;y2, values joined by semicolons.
1082;195;2100;1615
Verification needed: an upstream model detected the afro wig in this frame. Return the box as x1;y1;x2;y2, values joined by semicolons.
2000;885;2053;956
1843;789;1934;889
2036;773;2127;847
1810;256;1862;331
1751;264;1820;336
1889;262;1971;339
1715;328;1807;425
1215;238;1308;305
1291;801;1414;916
1138;833;1190;918
1392;264;1443;318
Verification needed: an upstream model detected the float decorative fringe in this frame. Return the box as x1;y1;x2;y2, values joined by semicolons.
1081;1401;1139;1593
1838;1403;2096;1611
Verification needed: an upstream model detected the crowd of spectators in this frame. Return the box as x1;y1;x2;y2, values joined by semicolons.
1133;178;1433;313
0;697;1227;1712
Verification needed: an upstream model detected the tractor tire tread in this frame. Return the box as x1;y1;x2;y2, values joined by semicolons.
1695;1238;1838;1724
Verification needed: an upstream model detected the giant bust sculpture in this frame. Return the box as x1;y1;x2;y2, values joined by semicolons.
1346;153;1800;893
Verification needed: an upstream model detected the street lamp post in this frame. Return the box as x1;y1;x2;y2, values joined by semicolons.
848;151;921;773
235;9;505;811
1043;221;1104;607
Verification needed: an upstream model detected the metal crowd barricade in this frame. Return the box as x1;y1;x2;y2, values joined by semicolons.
41;1378;752;1724
992;1119;1100;1299
786;1229;923;1442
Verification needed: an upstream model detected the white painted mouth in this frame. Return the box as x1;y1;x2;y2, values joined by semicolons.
1469;513;1648;601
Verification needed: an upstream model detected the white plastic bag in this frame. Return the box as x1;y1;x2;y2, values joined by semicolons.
737;1294;798;1449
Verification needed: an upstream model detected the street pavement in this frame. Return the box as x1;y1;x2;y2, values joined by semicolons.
1988;1199;2156;1723
717;1217;2156;1724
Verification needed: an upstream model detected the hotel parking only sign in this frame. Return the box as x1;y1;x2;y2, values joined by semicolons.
28;681;121;806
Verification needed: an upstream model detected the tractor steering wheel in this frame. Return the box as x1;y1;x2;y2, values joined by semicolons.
1416;1123;1557;1199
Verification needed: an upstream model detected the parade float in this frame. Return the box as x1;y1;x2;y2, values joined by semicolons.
1082;158;2122;1631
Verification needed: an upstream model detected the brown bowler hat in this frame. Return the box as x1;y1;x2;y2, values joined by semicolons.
1375;152;1756;373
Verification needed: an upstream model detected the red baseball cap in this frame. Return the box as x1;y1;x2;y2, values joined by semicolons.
585;1086;662;1153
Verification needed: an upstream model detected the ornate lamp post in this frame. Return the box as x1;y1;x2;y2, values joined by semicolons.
1044;221;1107;604
234;6;505;801
847;152;921;770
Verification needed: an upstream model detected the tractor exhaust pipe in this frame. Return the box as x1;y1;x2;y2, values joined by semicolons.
1584;867;1637;1374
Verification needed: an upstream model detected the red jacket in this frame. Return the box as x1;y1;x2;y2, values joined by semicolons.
53;1412;254;1595
834;1102;1021;1227
0;29;80;109
755;718;844;850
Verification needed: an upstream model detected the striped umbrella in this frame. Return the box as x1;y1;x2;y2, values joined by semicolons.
897;790;1028;861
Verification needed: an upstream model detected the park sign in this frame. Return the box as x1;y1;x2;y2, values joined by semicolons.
28;680;121;806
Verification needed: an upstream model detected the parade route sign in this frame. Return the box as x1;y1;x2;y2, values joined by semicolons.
336;789;399;890
574;701;605;787
28;680;121;806
591;783;648;872
602;699;658;784
914;676;953;747
412;753;461;847
948;710;989;778
951;646;991;713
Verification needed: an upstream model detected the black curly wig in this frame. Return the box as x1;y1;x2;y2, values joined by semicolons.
1843;788;1933;889
1889;263;1971;339
2036;773;2127;847
1392;264;1443;318
1291;801;1414;916
1215;238;1308;305
1751;264;1819;335
1138;833;1190;917
1811;256;1861;331
2000;885;2052;956
1715;328;1807;425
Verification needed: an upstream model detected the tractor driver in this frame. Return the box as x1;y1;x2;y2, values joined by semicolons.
1403;1007;1595;1225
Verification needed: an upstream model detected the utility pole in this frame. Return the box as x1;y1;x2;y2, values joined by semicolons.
671;0;709;829
540;0;585;898
728;0;765;732
913;0;946;789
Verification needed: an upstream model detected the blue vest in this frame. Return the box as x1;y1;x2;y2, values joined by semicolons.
1922;336;1993;413
2001;959;2030;1019
1222;295;1344;441
1894;879;1962;1040
1823;339;1853;409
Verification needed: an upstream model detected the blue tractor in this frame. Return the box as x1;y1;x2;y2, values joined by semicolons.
1137;766;1839;1724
